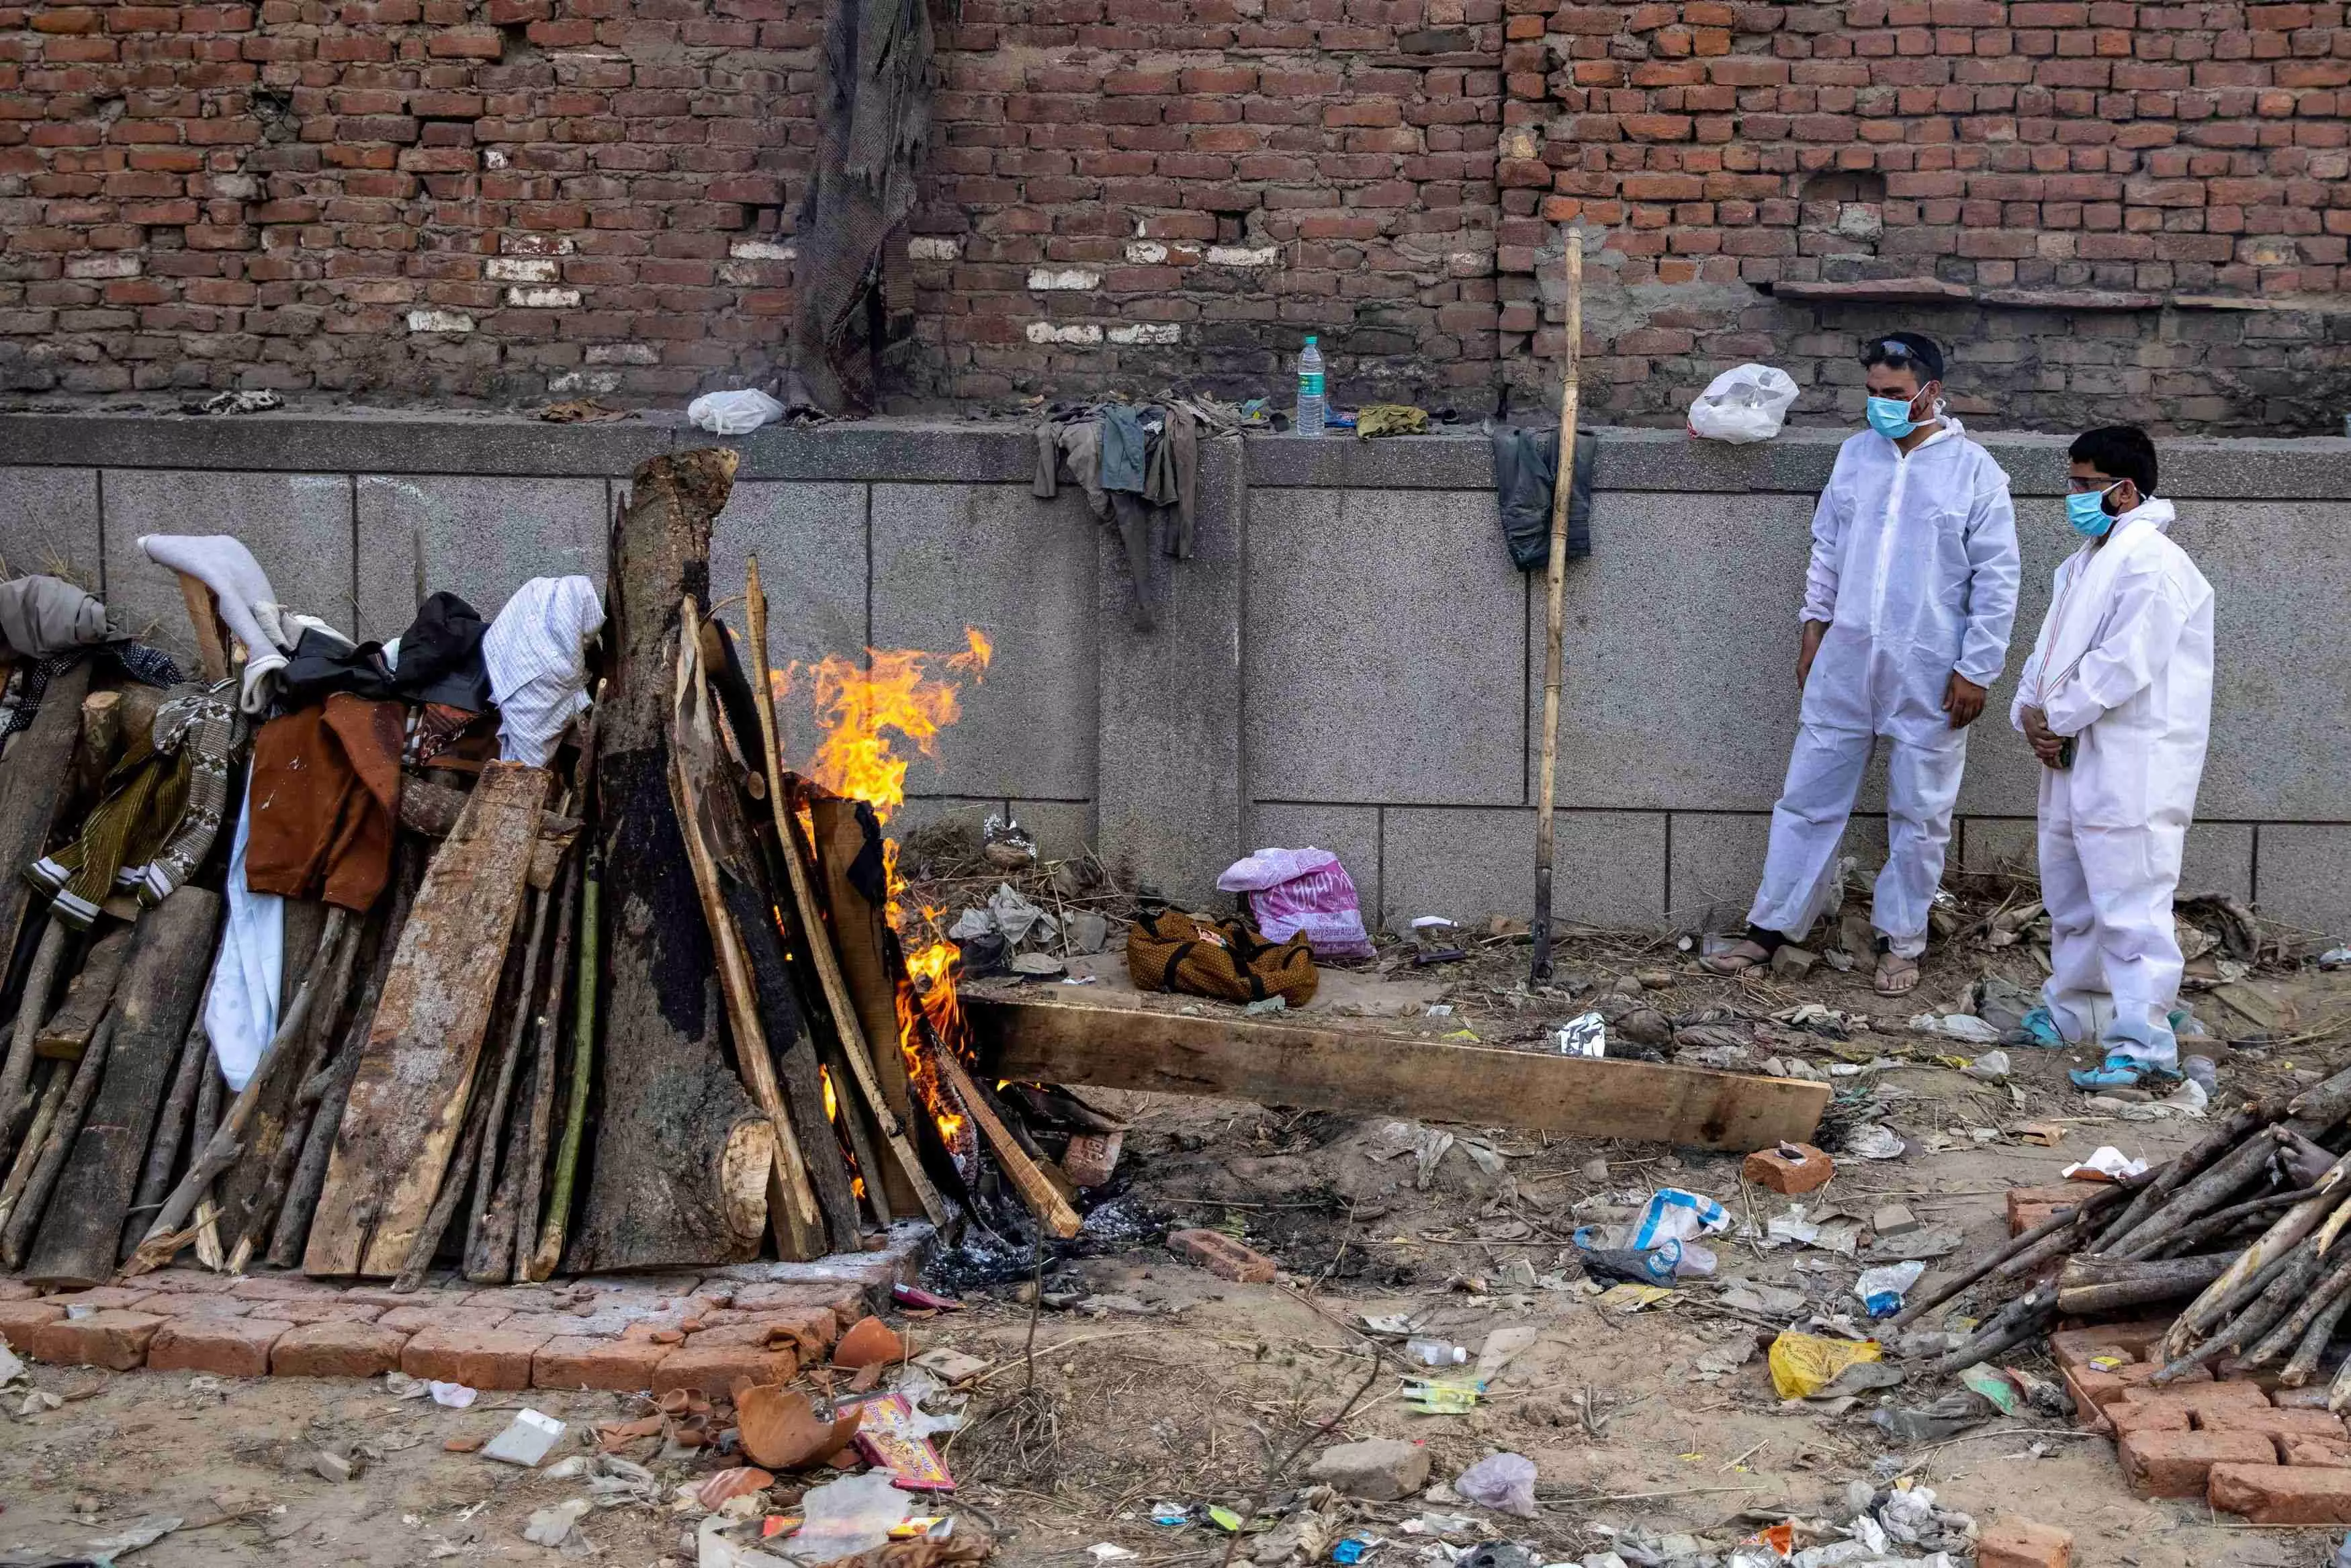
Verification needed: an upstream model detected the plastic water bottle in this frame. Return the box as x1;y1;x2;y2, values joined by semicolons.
1405;1336;1466;1367
1294;336;1326;436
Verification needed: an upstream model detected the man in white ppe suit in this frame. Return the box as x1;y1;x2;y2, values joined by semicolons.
1703;333;2020;995
2010;426;2214;1089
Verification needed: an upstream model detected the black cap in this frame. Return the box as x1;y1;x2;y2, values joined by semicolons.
1862;331;1945;383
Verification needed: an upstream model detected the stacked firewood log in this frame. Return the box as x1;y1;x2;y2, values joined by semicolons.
1898;1068;2351;1406
0;448;1099;1294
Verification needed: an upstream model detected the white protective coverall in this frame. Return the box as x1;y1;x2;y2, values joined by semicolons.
1748;418;2021;956
2010;497;2213;1068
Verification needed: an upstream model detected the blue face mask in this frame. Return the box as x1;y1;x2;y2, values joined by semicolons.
2067;481;2123;537
1865;395;1920;440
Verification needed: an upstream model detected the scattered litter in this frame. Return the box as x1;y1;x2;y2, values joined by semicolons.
1088;1547;1139;1563
1767;1331;1882;1399
1402;1376;1486;1412
1686;363;1799;444
1474;1325;1540;1384
852;1391;957;1489
429;1379;478;1408
1150;1502;1192;1526
1957;1365;2024;1416
1208;1506;1245;1532
982;813;1035;870
83;1514;183;1562
2319;947;2351;970
1332;1538;1382;1563
2016;1121;2064;1146
2061;1146;2149;1182
1593;1283;1675;1313
314;1447;363;1483
1909;1012;2001;1044
1870;1391;1994;1442
525;1498;594;1553
1556;1011;1607;1057
193;389;283;416
1407;1336;1468;1366
783;1471;919;1562
384;1371;430;1399
1218;847;1376;958
482;1408;567;1467
1720;1281;1806;1317
894;1285;964;1313
0;1340;23;1388
1454;1452;1538;1518
1962;1050;2010;1081
688;387;786;434
1865;1226;1963;1263
698;1468;777;1510
1840;1124;1905;1160
911;1347;987;1383
1244;996;1288;1016
1855;1260;1925;1318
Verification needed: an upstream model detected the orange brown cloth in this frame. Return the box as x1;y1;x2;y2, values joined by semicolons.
246;692;404;911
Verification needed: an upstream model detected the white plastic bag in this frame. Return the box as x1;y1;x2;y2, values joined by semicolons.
687;388;785;435
1687;363;1799;445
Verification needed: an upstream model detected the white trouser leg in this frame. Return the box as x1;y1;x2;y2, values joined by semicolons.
1748;723;1873;943
1873;733;1967;960
2037;792;2109;1048
2078;822;2185;1071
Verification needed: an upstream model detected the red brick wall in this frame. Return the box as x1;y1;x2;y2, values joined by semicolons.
1520;1;2351;430
2;0;2348;428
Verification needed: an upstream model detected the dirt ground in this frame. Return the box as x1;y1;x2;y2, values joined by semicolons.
5;909;2350;1568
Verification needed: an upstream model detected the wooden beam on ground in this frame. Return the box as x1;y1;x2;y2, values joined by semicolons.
966;996;1830;1151
303;761;548;1277
24;887;222;1287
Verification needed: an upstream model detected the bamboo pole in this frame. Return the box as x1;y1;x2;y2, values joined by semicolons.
1528;237;1584;983
743;557;948;1226
511;847;580;1282
525;851;598;1281
1;1010;114;1266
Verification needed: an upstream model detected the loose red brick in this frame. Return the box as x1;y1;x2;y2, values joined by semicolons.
157;1295;254;1319
1977;1518;2074;1568
148;1316;292;1378
1741;1143;1833;1195
2105;1396;2193;1440
2282;1435;2351;1468
376;1304;513;1335
2005;1187;2089;1236
401;1326;551;1391
2201;1405;2350;1440
2050;1321;2171;1373
2209;1461;2351;1524
50;1285;155;1311
2070;1357;2198;1417
273;1320;411;1379
651;1340;798;1397
230;1275;345;1303
0;1281;39;1303
533;1336;672;1393
2118;1428;2277;1497
0;1300;66;1344
27;1309;167;1370
1167;1229;1278;1283
2117;1379;2269;1426
267;1299;390;1326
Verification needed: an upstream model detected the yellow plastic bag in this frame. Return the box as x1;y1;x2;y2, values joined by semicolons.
1767;1330;1883;1399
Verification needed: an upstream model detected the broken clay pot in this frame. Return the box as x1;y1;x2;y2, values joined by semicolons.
833;1315;905;1370
738;1384;866;1471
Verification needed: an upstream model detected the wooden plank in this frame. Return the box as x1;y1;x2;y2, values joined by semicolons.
967;996;1830;1151
33;923;133;1060
0;659;92;1119
666;602;834;1260
24;887;222;1287
303;761;549;1277
808;794;919;1219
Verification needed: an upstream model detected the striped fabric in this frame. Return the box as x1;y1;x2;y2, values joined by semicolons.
482;575;603;768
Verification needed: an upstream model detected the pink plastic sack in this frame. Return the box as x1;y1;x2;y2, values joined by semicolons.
1217;847;1374;959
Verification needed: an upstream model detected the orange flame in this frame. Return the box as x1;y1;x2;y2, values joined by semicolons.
775;631;993;1179
774;629;990;825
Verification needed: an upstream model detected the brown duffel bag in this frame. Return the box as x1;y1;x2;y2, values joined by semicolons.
1126;909;1319;1008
